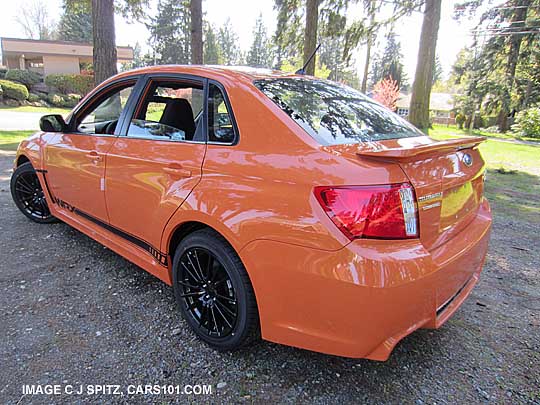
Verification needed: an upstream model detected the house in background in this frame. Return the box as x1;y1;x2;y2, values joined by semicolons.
0;37;133;76
396;92;457;125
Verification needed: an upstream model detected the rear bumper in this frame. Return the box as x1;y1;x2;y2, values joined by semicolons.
240;198;492;360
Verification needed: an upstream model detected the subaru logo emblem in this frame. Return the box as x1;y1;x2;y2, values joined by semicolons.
462;153;473;167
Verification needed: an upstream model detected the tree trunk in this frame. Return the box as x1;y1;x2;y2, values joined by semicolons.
497;0;529;132
92;0;117;86
190;0;203;64
303;0;319;76
361;1;376;93
408;0;441;133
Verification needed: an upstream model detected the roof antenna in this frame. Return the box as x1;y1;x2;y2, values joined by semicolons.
295;44;321;75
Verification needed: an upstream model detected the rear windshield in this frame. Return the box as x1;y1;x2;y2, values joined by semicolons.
254;78;423;145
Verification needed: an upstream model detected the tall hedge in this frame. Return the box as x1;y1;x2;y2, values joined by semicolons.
45;74;94;95
0;79;29;101
5;69;42;87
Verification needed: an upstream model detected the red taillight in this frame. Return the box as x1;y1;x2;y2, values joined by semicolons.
314;183;418;240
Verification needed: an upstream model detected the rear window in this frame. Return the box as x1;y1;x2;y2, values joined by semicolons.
253;78;423;145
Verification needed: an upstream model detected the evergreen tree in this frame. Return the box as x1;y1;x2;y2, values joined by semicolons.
218;19;241;65
204;23;221;64
432;55;443;86
147;0;191;65
370;31;407;88
246;15;273;68
57;1;93;43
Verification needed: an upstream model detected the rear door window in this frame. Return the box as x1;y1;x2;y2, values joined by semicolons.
127;80;204;141
254;78;423;145
207;83;236;144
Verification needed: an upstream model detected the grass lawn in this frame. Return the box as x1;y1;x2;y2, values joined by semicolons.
430;123;539;143
0;130;34;151
430;124;540;220
0;105;71;115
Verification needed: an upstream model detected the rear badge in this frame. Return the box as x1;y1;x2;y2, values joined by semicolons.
462;153;473;167
418;191;443;211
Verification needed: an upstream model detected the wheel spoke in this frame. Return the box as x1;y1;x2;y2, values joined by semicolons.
181;261;203;284
214;293;236;305
214;298;236;317
213;302;233;328
187;251;205;282
181;291;203;298
177;280;202;290
206;254;214;281
210;306;221;336
193;249;206;281
178;247;238;339
15;183;34;194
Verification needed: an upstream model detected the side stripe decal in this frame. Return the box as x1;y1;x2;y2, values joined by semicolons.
38;170;168;267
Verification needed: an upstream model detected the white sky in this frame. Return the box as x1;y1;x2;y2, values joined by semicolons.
0;0;480;81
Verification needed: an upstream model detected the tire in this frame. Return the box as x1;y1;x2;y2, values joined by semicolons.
10;162;57;224
172;229;260;350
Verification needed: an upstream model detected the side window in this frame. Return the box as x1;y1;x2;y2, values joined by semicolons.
208;84;235;143
127;80;204;141
76;83;134;135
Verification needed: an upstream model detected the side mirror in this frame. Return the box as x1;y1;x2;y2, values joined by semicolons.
39;114;67;133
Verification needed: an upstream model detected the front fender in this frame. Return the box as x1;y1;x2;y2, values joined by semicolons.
14;131;45;170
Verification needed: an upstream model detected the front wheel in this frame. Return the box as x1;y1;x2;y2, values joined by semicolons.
11;162;57;223
172;229;259;350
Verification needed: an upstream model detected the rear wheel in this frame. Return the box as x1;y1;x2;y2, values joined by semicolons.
11;162;57;223
172;229;259;350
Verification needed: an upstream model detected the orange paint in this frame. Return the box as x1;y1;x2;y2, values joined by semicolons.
14;66;492;360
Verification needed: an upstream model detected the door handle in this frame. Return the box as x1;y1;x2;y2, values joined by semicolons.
163;164;192;178
86;151;102;161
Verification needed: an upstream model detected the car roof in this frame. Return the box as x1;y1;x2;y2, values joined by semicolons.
110;65;302;85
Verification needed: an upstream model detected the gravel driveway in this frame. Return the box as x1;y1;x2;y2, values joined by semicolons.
0;151;539;404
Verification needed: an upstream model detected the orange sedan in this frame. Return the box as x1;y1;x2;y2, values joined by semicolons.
10;66;491;360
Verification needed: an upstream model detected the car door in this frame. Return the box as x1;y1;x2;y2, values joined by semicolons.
43;78;140;222
104;75;207;258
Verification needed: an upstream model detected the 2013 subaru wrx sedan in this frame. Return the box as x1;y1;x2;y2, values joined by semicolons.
11;66;491;360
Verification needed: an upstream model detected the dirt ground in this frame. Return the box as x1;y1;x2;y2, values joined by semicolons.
0;150;539;404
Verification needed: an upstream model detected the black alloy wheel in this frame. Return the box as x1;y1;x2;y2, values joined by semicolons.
172;229;259;350
11;162;57;223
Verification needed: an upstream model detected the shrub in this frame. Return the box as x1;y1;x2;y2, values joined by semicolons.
0;67;7;79
28;92;40;103
5;69;42;87
45;74;94;95
0;79;29;101
46;93;81;108
455;113;466;129
512;107;540;138
47;93;65;107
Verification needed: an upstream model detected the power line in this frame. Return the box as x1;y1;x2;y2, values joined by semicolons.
467;30;540;36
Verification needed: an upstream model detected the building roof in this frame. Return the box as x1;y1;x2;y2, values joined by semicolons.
396;92;457;111
0;37;133;62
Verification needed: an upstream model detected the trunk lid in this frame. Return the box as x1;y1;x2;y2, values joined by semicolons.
355;136;487;250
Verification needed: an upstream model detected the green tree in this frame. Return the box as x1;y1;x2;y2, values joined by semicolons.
57;1;93;43
66;0;148;85
147;0;191;65
246;15;273;68
432;55;443;85
218;19;241;65
454;0;540;132
204;23;221;64
370;31;407;88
